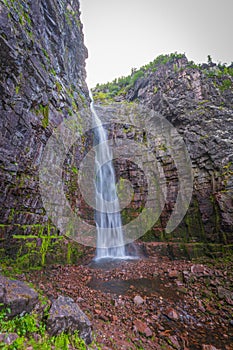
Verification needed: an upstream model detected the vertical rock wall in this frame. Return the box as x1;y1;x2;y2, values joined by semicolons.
93;55;233;246
0;0;89;264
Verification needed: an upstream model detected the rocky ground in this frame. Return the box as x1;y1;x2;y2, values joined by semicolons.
20;244;233;350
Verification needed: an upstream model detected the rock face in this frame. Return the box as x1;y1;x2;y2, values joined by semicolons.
93;56;233;244
0;0;89;261
47;296;92;344
0;274;38;316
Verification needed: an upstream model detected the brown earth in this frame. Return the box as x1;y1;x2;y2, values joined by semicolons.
19;244;233;350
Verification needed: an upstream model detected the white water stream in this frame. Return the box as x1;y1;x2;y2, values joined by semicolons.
90;96;127;260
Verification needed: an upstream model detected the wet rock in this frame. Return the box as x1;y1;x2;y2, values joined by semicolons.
47;296;92;344
0;275;38;317
133;295;144;305
0;333;19;345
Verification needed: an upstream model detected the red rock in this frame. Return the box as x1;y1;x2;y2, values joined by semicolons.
168;335;180;349
164;308;179;320
94;309;101;315
191;264;205;274
168;269;179;278
202;345;220;350
133;319;153;337
111;315;118;322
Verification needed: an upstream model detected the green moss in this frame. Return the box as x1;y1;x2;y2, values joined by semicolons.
71;166;78;174
42;48;49;59
65;12;72;26
23;11;31;25
67;108;73;116
50;68;56;76
2;235;83;273
40;105;49;128
0;309;86;350
55;81;62;93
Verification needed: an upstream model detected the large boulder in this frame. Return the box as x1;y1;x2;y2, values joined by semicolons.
0;275;38;317
47;296;92;344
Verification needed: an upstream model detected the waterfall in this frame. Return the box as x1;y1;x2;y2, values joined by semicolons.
90;95;127;260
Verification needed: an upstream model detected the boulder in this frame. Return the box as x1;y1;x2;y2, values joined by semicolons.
47;296;92;344
0;333;19;345
133;295;144;305
0;275;38;317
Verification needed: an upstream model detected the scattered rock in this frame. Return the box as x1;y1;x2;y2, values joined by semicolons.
47;296;92;344
0;275;38;317
133;295;144;305
202;345;220;350
0;333;19;345
111;315;118;322
133;319;152;337
191;264;205;275
217;286;233;304
167;335;180;349
168;269;179;278
94;309;101;315
164;307;179;320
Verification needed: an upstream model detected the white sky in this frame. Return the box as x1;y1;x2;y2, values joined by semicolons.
80;0;233;88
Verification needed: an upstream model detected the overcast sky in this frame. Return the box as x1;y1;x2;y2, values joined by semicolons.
80;0;233;87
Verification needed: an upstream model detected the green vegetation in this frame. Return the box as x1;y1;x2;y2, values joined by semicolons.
3;0;32;27
55;81;62;93
219;78;232;91
41;107;49;128
92;53;233;102
71;166;78;174
0;308;86;350
0;222;83;274
93;53;185;101
42;48;50;63
34;104;50;128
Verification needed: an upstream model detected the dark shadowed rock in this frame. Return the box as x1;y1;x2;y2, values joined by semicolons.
47;296;92;344
0;0;90;263
0;275;38;317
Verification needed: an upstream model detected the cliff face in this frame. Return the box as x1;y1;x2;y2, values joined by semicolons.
93;55;233;244
0;1;232;265
0;0;89;263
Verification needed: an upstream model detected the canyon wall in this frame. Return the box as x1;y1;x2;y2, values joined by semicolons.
94;56;233;245
0;0;89;265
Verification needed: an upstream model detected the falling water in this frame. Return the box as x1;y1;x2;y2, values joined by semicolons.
90;95;127;260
